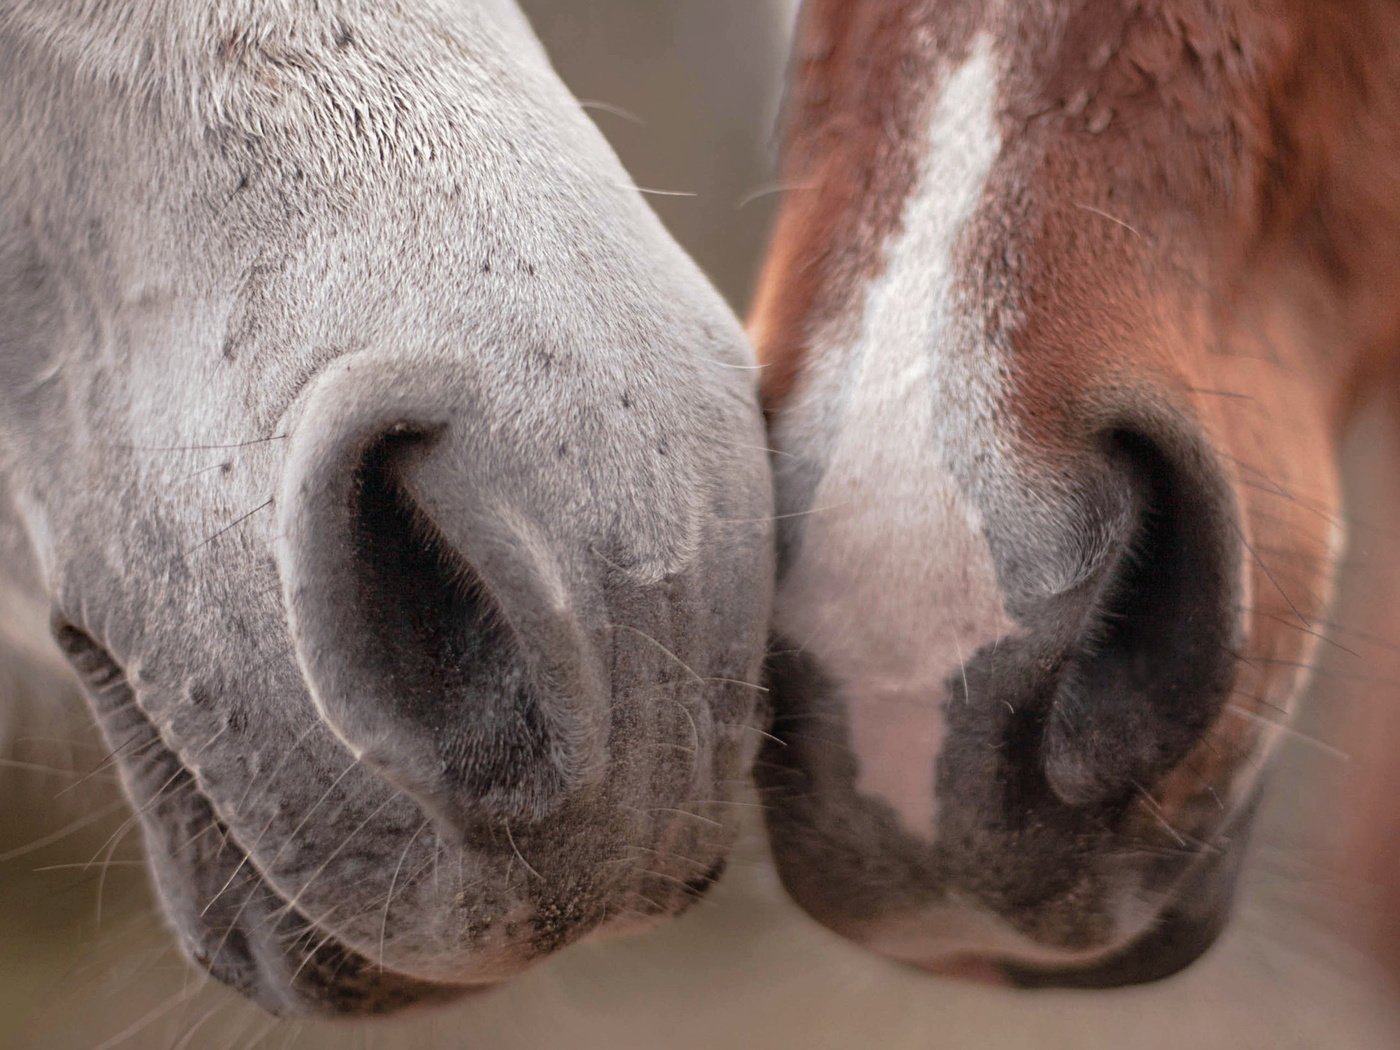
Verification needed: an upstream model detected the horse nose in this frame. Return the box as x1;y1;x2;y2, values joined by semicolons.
1036;423;1243;809
274;359;608;840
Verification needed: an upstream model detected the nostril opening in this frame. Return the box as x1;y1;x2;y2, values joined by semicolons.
1043;429;1241;808
351;430;510;694
1082;433;1197;707
343;432;564;821
278;412;602;841
279;370;609;842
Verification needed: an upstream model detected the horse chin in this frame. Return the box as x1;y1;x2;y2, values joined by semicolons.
998;905;1228;990
913;915;1222;992
1000;825;1252;991
909;829;1249;992
894;902;1225;992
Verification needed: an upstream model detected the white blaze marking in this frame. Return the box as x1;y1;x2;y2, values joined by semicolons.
774;37;1011;837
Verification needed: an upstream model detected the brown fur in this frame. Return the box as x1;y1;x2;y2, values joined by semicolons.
757;0;1400;794
750;0;975;409
752;0;1400;978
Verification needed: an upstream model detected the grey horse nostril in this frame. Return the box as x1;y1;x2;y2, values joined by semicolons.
277;366;610;841
342;434;569;826
1041;428;1243;808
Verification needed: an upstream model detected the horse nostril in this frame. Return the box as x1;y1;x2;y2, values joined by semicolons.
343;433;573;821
1042;428;1243;808
277;374;609;842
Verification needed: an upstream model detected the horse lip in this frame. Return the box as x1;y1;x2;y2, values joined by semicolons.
1000;904;1226;990
59;623;477;1016
62;620;748;1012
133;724;479;1016
184;841;482;1017
996;828;1246;990
183;919;299;1018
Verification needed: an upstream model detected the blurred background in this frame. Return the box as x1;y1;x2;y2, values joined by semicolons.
2;2;1397;1047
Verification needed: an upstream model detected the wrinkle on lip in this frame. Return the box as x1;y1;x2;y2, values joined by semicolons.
58;623;467;1013
134;740;470;1015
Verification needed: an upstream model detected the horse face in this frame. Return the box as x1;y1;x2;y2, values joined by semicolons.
752;0;1398;986
0;2;772;1015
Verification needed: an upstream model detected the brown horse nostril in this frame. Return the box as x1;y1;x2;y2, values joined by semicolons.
1041;428;1243;809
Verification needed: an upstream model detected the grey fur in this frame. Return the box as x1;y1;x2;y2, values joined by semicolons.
0;0;773;1016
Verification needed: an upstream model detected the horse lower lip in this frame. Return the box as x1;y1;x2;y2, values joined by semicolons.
182;834;479;1017
1002;907;1228;990
53;627;475;1015
168;785;480;1015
